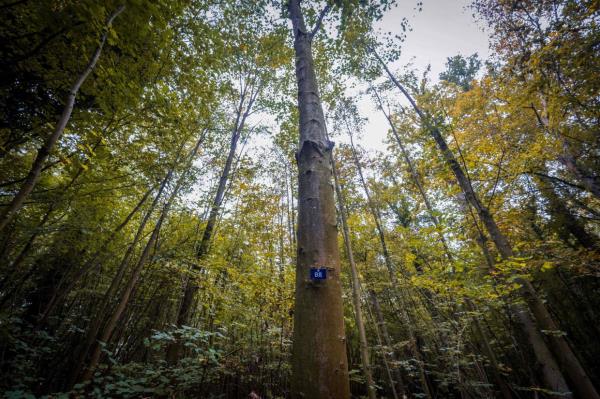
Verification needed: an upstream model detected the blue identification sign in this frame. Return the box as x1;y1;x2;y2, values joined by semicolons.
310;267;327;280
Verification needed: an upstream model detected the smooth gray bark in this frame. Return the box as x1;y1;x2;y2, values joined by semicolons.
288;1;350;398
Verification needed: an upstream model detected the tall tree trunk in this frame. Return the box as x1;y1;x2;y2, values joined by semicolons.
371;87;452;261
372;87;513;398
332;152;377;399
288;1;350;397
0;5;125;233
78;136;202;383
348;131;432;398
167;86;258;362
374;49;599;399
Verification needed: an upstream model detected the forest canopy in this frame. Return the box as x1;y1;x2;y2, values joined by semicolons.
0;0;599;398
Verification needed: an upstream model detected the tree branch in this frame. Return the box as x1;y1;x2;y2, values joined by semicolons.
309;3;331;40
527;171;585;191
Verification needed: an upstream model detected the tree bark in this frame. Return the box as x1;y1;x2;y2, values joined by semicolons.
0;5;125;232
288;1;350;398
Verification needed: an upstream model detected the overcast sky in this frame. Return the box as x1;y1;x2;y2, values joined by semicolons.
352;0;491;152
191;0;493;205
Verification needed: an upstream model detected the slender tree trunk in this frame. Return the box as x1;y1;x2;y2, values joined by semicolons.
288;1;350;397
348;131;432;398
372;88;513;397
369;289;406;398
17;166;90;325
80;204;165;383
347;134;394;280
374;49;599;399
78;136;201;383
285;160;297;246
371;87;452;261
332;153;377;399
167;88;257;362
536;173;598;250
0;204;53;304
8;205;53;272
0;5;125;233
38;185;154;323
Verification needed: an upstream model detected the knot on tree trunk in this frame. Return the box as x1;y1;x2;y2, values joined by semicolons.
295;139;334;165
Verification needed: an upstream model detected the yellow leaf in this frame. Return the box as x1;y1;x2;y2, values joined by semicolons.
541;262;554;272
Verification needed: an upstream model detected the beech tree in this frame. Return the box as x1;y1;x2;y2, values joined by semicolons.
1;1;599;398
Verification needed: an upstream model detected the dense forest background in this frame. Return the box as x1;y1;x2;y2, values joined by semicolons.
0;0;599;398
